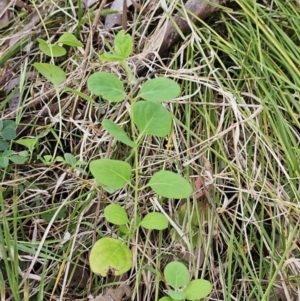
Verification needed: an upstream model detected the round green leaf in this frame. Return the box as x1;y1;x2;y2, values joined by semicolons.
87;72;125;102
89;237;132;276
184;279;212;300
102;119;136;147
164;262;190;289
168;290;186;301
1;120;16;140
104;204;129;225
132;101;172;137
57;32;83;47
90;159;132;189
140;212;168;230
34;63;66;88
139;78;180;102
148;171;193;199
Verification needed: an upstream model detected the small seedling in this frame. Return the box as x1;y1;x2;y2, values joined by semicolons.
40;153;87;174
160;261;212;301
0;120;28;168
37;32;83;58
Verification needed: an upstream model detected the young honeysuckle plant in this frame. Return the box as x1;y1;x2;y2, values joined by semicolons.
89;204;169;276
88;30;193;277
160;262;212;301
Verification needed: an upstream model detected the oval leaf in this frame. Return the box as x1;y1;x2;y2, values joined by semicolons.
102;119;136;147
132;101;172;137
140;212;168;230
0;156;9;168
34;63;66;88
104;204;129;225
164;262;190;289
114;30;132;58
38;39;66;57
58;32;83;47
87;72;125;102
149;171;192;199
89;237;132;276
184;279;212;300
9;155;27;164
90;159;132;189
1;120;16;140
139;78;180;102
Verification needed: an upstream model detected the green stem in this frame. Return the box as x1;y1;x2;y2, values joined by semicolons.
120;60;137;85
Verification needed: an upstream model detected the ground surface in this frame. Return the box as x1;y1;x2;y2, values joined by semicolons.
0;0;300;301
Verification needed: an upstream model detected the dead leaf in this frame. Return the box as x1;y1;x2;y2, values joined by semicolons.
9;10;42;47
194;176;205;199
14;0;34;13
89;285;132;301
0;0;12;27
105;0;132;28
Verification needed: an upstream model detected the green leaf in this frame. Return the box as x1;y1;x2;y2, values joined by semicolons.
114;30;132;59
140;212;168;230
102;119;136;147
132;101;172;137
0;156;9;168
99;52;125;62
1;120;16;140
184;279;212;300
37;38;66;57
87;72;126;102
104;204;129;225
0;140;9;151
139;78;180;102
57;32;83;47
16;138;37;152
3;150;13;156
89;237;132;276
34;63;66;88
164;262;189;289
90;159;132;189
64;153;77;166
18;150;29;158
1;127;16;140
149;171;192;199
167;290;186;301
9;155;27;164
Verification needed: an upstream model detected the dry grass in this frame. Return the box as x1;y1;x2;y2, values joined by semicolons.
0;0;300;301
